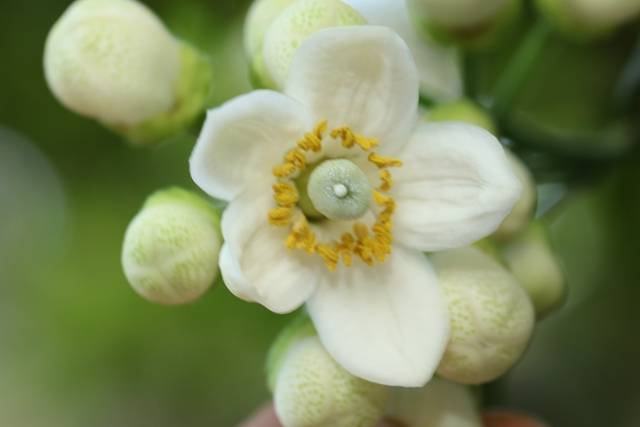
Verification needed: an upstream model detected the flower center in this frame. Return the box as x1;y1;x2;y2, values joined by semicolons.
307;159;372;221
268;121;403;271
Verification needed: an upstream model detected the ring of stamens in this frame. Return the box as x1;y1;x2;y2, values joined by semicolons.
268;121;403;271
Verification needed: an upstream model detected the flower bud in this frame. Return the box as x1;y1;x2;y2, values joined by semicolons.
408;0;523;48
261;0;366;88
386;378;483;427
426;100;497;134
537;0;640;39
44;0;213;145
269;317;389;427
500;221;567;319
432;247;535;385
121;187;221;305
493;151;537;241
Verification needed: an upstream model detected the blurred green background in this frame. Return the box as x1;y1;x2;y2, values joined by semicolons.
0;1;639;426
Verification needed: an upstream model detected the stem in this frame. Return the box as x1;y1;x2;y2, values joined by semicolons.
612;32;640;114
491;19;552;119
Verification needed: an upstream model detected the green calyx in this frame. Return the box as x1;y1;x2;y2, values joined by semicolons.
111;42;214;146
307;159;372;221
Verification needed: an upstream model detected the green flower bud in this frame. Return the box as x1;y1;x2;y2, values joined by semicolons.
500;221;567;319
121;188;221;305
266;313;317;393
260;0;366;88
44;0;213;145
307;159;372;221
537;0;640;39
426;100;497;134
408;0;523;49
386;378;483;427
432;247;535;385
268;316;388;427
273;335;389;427
493;151;537;241
245;0;297;60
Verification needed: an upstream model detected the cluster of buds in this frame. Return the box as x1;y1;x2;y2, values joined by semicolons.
44;0;631;426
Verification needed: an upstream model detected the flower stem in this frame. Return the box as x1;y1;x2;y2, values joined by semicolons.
491;19;552;120
612;32;640;114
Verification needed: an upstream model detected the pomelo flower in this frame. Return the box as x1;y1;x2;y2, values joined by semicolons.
190;26;520;387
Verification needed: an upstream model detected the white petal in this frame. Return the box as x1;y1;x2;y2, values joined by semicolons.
285;26;418;152
342;0;463;101
306;247;450;387
190;90;312;201
393;122;522;252
220;190;320;314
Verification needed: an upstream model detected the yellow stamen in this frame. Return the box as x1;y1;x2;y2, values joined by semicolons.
269;121;402;271
331;127;379;151
379;170;393;192
273;182;299;207
297;120;327;152
368;153;403;169
273;163;297;178
269;207;293;226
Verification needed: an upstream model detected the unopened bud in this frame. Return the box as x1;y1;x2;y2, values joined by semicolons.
262;0;366;88
386;378;483;427
269;317;389;427
408;0;523;48
426;100;497;134
121;188;221;305
494;151;537;241
500;221;567;318
537;0;640;39
432;247;535;384
45;0;213;145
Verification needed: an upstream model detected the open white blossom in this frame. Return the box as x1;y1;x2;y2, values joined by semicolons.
191;26;520;387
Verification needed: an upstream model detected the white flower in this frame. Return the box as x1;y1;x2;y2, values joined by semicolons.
190;26;520;387
44;0;180;126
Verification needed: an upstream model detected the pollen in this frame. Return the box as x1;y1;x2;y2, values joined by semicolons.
268;120;403;271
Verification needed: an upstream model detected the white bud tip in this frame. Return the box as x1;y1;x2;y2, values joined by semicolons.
44;0;180;125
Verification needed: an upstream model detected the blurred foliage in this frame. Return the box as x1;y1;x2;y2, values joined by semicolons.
0;1;639;426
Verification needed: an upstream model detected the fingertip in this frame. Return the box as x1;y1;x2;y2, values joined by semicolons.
239;403;282;427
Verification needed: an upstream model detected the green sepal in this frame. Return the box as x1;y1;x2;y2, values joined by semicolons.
110;42;214;146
